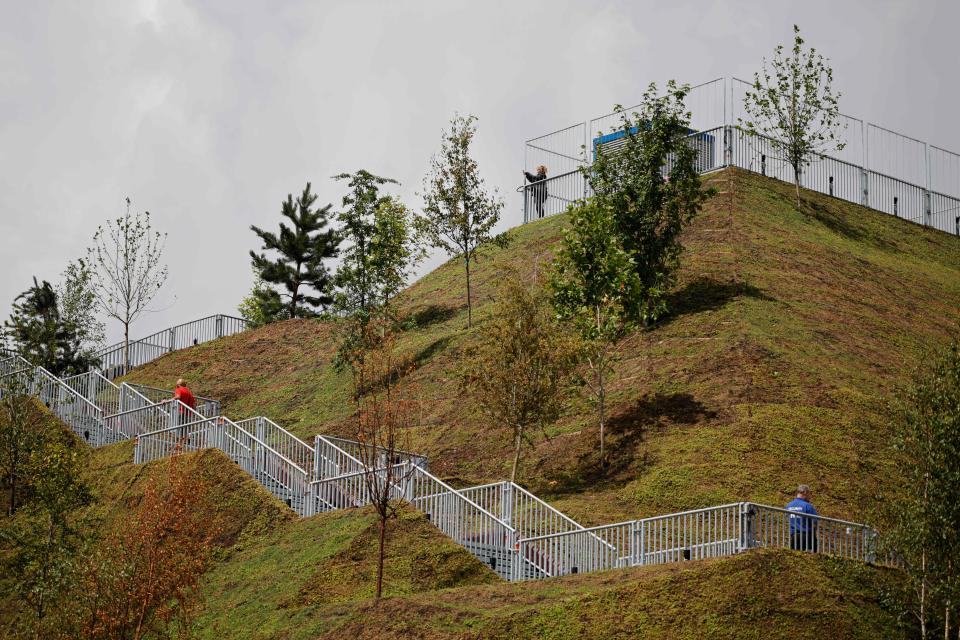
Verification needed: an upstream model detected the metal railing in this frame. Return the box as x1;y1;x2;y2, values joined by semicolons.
124;382;221;417
95;314;248;378
7;339;892;584
314;435;366;480
513;502;880;581
235;416;314;477
135;415;312;516
522;77;960;238
319;435;429;473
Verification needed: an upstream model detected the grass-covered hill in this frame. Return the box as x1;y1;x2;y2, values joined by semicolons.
0;410;910;639
197;548;906;640
124;167;960;528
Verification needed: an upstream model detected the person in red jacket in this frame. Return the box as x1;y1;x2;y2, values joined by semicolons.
173;378;197;423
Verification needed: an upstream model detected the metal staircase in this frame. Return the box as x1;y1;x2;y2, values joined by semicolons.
1;348;888;582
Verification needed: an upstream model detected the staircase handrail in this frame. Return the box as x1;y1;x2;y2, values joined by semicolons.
136;415;310;477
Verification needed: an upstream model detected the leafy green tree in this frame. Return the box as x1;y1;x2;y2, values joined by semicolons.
250;183;340;320
551;201;634;464
888;342;960;640
1;439;90;636
415;114;504;328
334;195;422;374
88;198;168;374
332;170;399;315
587;81;713;325
4;278;94;376
0;391;44;515
461;272;582;482
739;24;846;205
56;259;105;367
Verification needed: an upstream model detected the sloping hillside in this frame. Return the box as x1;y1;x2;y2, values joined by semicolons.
0;409;499;633
195;548;907;640
124;168;960;526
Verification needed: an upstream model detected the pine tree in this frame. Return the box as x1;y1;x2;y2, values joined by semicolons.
4;278;93;376
249;183;340;319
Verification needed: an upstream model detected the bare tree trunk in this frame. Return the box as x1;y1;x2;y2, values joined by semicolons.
511;429;522;483
8;470;15;516
123;320;130;376
599;364;606;465
921;550;928;640
376;514;387;600
465;256;473;328
794;164;801;207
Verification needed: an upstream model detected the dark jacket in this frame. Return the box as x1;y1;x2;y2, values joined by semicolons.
524;170;547;203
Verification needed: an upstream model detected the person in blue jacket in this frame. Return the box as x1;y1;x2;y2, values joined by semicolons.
786;484;819;552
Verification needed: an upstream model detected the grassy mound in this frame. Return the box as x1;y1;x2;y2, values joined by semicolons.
195;548;906;640
194;507;498;638
123;168;960;527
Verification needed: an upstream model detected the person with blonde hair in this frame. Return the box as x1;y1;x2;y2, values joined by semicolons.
172;378;197;419
523;165;549;218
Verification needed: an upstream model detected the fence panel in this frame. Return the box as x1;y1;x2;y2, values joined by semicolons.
96;314;249;378
520;169;586;222
635;504;743;566
235;416;313;476
516;521;632;579
405;466;518;580
930;191;960;236
746;503;877;563
867;171;926;223
867;124;927;188
525;122;587;177
320;435;428;473
929;145;960;198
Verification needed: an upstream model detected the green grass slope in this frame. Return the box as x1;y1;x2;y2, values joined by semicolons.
123;168;960;527
196;548;907;640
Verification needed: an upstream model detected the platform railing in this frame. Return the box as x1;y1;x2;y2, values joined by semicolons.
523;77;960;237
96;314;249;378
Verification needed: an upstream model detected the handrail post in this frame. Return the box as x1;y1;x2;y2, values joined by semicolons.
501;481;513;528
740;503;757;551
723;125;733;167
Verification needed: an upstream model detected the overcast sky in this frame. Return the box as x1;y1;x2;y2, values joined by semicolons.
2;0;958;345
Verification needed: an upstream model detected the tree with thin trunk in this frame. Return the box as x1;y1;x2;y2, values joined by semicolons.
888;341;960;639
333;170;399;316
250;183;340;321
739;24;846;206
0;387;44;515
348;316;418;600
460;271;582;482
551;201;633;465
415;114;504;328
587;81;713;325
70;453;219;639
88;198;168;375
1;436;90;639
57;258;105;363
